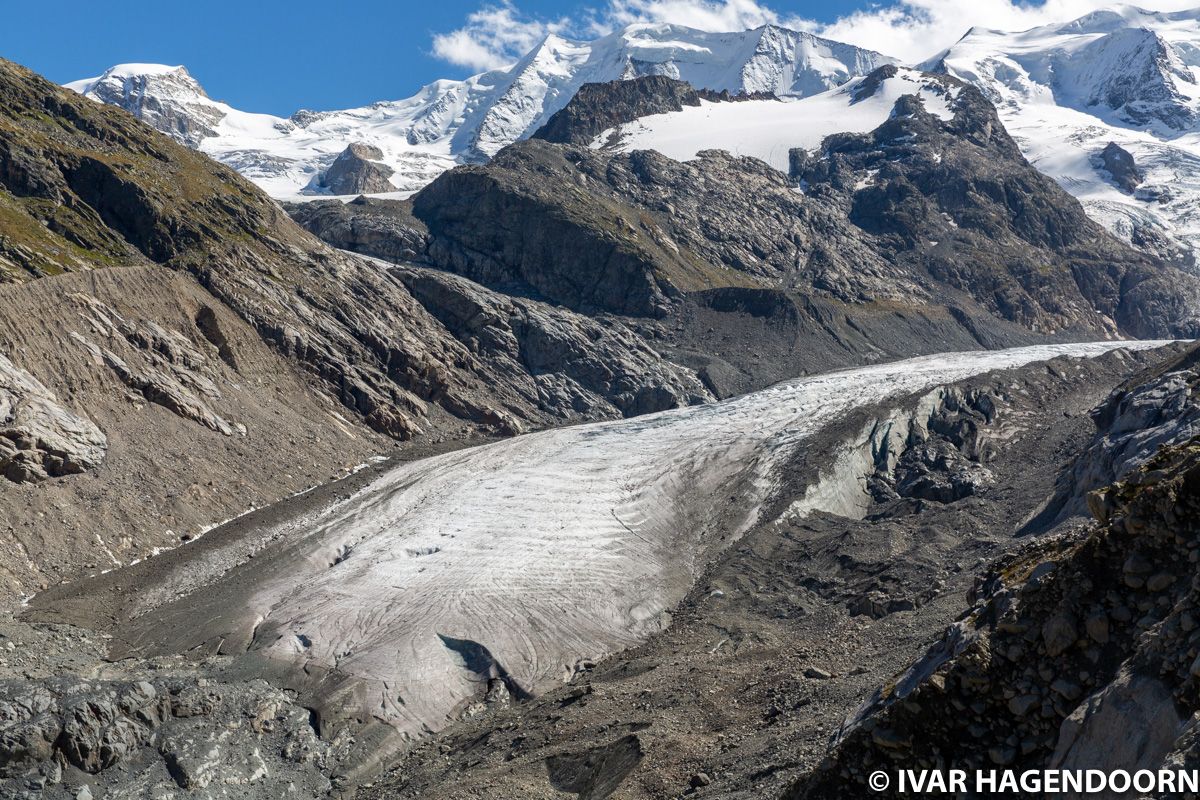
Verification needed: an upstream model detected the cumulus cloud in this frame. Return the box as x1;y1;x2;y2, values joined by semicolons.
432;0;1200;70
431;2;571;71
813;0;1200;63
596;0;806;32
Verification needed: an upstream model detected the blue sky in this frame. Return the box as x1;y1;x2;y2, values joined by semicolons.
0;0;885;113
3;0;1180;114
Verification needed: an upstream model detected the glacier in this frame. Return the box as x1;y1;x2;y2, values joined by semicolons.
92;341;1170;755
592;67;958;173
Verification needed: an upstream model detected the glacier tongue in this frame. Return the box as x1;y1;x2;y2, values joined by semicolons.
106;341;1169;750
65;24;892;199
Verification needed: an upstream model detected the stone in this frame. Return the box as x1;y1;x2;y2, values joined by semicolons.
1050;679;1083;701
1042;615;1078;658
690;772;713;788
1085;612;1110;645
0;353;107;483
1123;552;1154;576
1146;573;1175;592
1007;694;1040;716
871;728;912;749
804;667;833;680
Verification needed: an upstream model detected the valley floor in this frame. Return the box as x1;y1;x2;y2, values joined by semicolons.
1;341;1186;799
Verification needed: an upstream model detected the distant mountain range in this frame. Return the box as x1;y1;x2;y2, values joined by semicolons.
66;6;1200;268
65;25;891;197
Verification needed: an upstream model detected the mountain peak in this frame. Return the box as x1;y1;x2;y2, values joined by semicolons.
66;62;204;97
67;62;224;147
66;24;890;198
935;3;1200;263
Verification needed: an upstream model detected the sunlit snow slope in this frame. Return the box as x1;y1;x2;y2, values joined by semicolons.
107;342;1167;747
594;67;957;173
67;24;891;198
927;5;1200;264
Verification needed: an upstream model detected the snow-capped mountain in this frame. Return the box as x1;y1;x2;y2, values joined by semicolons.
67;24;892;198
925;4;1200;264
592;67;959;173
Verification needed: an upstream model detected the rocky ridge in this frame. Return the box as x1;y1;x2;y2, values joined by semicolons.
310;71;1200;359
532;75;776;147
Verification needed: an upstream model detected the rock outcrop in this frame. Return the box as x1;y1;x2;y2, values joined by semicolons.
319;142;396;195
0;673;338;798
532;75;775;147
1041;345;1200;523
1098;141;1143;193
788;345;1200;798
286;195;429;263
0;352;106;483
793;69;1198;337
393;264;710;419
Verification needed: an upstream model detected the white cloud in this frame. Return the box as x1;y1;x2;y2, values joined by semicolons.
433;0;1200;70
597;0;806;32
431;2;571;71
812;0;1200;63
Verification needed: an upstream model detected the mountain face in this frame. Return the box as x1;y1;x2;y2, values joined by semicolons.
65;25;892;196
925;5;1200;265
64;9;1200;278
63;63;236;147
531;74;774;146
0;56;711;601
381;70;1199;342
